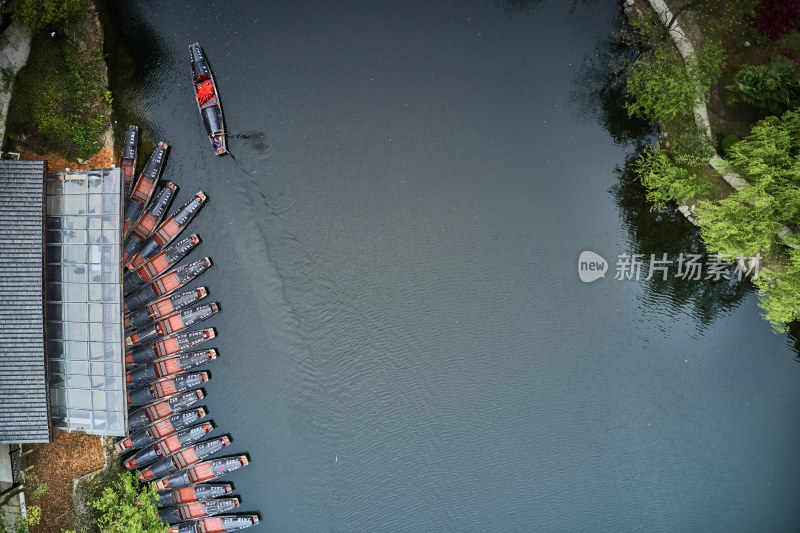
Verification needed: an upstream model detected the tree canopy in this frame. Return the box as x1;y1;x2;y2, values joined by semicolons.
634;145;710;210
754;248;800;328
697;109;800;330
91;472;167;533
12;0;82;33
625;41;725;123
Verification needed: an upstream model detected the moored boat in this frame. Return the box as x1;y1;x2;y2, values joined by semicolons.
126;328;216;366
140;435;231;481
125;303;219;347
125;423;215;470
123;182;178;265
124;235;201;295
157;484;232;507
128;391;205;432
124;258;212;312
115;408;207;453
119;125;139;201
127;192;207;272
127;349;218;386
154;455;249;491
124;142;168;238
160;496;238;524
169;515;258;533
190;43;227;155
125;287;208;331
127;372;210;407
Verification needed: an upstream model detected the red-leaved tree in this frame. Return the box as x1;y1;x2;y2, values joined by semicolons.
749;0;800;40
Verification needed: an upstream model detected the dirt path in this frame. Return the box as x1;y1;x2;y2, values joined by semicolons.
22;432;105;533
21;146;115;173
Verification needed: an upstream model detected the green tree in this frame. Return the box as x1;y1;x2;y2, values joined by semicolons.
633;122;714;210
12;0;82;33
634;144;710;209
626;42;726;122
697;185;784;257
727;58;800;115
92;472;167;533
699;112;800;256
696;109;800;330
754;248;800;330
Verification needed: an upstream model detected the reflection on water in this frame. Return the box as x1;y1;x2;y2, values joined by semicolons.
499;0;546;15
611;153;750;329
571;16;754;332
570;21;652;146
100;2;173;152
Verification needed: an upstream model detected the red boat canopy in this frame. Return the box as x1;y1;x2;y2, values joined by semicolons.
196;80;215;104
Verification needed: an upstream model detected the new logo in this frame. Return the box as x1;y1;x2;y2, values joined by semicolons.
578;251;607;283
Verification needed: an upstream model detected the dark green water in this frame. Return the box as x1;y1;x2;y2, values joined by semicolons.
106;1;800;530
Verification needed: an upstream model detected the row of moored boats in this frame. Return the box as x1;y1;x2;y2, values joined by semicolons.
114;124;259;533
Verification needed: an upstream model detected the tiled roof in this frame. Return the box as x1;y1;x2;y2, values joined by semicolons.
0;160;50;444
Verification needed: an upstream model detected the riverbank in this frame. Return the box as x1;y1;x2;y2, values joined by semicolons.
623;0;749;221
3;0;112;162
0;2;119;532
621;0;800;331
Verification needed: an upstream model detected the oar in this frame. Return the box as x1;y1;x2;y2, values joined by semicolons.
227;149;256;174
223;130;264;138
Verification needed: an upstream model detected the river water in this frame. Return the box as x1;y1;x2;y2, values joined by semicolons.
105;1;800;530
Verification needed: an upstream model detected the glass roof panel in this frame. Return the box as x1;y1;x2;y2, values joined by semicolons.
45;169;125;436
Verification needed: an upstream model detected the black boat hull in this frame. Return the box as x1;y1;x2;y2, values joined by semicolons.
127;391;205;432
190;43;227;155
157;483;232;507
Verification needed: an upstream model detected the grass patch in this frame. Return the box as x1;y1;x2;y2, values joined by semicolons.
4;0;111;160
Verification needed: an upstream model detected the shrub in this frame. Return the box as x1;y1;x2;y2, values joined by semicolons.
91;472;167;533
0;505;41;533
670;124;716;169
727;58;800;114
719;134;741;156
12;0;82;33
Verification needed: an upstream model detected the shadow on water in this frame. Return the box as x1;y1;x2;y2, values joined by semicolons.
498;0;598;15
98;0;170;151
570;18;652;146
787;323;800;357
570;12;751;329
610;155;750;329
497;0;545;14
